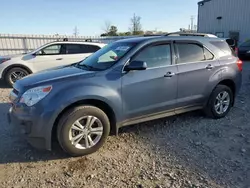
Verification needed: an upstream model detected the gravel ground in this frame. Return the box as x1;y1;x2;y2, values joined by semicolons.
0;62;250;188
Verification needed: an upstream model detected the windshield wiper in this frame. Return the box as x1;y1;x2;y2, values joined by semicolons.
74;63;100;71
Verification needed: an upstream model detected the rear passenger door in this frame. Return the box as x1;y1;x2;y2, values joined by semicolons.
174;41;220;110
62;44;101;65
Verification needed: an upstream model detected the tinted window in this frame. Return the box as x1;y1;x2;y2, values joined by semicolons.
65;44;82;54
38;44;62;55
65;44;101;54
240;40;250;47
204;48;214;60
176;43;205;63
133;44;171;68
81;45;101;53
210;41;231;55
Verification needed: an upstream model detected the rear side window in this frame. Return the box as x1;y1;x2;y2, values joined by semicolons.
65;44;82;54
176;43;205;63
65;44;101;54
209;41;232;55
81;44;101;53
133;44;171;68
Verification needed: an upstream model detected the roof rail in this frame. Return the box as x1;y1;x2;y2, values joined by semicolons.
165;32;217;38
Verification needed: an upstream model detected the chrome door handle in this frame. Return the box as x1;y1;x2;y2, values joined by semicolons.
206;64;214;70
56;58;63;60
164;72;175;77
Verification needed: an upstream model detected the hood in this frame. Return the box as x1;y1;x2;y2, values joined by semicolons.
16;66;95;88
1;54;23;59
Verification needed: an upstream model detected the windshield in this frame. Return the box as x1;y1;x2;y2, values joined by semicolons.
240;40;250;47
78;42;135;70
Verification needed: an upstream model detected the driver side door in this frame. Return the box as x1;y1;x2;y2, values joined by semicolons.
121;42;178;124
31;44;65;72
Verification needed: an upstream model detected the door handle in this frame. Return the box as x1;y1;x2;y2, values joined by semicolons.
56;58;63;60
164;72;175;77
206;64;214;70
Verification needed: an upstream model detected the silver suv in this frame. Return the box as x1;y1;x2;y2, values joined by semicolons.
8;36;242;156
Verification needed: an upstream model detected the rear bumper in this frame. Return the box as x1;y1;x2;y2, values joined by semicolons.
8;105;53;150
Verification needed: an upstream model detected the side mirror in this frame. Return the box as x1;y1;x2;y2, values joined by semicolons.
124;60;147;71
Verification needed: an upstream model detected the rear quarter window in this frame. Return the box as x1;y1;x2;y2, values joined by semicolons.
209;41;234;56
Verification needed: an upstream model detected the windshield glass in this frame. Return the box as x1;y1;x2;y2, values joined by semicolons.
240;40;250;47
78;42;135;70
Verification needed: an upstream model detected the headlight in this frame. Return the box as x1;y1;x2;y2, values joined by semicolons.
20;85;52;106
246;50;250;54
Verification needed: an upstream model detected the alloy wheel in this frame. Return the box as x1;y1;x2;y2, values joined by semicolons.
69;116;103;149
214;91;230;115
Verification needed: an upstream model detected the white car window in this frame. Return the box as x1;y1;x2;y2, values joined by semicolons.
37;44;62;55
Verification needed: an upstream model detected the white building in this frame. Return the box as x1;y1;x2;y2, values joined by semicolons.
197;0;250;44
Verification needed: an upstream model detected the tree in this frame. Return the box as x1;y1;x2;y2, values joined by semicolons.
102;20;111;33
129;14;143;35
101;24;118;36
108;25;118;36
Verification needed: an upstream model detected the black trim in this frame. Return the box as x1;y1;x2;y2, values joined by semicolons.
119;105;202;127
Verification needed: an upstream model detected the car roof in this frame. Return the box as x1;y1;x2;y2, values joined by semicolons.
116;36;226;44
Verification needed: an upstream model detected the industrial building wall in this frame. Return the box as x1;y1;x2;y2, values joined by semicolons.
198;0;250;44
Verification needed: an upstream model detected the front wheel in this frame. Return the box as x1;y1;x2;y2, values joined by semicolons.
5;67;29;87
204;85;233;119
57;105;110;157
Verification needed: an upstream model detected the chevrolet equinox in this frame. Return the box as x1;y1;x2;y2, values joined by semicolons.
8;36;242;156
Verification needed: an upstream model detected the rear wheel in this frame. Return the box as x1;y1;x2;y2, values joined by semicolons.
57;105;110;157
5;67;29;87
204;85;233;119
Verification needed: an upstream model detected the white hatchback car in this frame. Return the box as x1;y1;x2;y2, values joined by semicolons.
0;41;106;86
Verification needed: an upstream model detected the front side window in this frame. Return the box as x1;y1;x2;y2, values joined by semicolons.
38;44;62;55
133;44;171;68
77;42;136;70
176;43;205;64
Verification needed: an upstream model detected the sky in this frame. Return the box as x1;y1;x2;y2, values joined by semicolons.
0;0;199;36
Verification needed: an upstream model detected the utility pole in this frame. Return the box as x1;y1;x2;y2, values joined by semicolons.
73;26;79;37
190;16;194;31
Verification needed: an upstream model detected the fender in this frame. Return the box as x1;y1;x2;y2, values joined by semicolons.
45;83;123;130
2;64;33;77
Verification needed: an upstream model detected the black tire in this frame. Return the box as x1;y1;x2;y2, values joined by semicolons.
57;105;110;157
5;67;29;87
204;85;233;119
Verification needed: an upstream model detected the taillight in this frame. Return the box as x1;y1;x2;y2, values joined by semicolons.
236;59;243;71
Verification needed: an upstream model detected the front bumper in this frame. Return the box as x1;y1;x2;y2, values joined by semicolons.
8;104;53;150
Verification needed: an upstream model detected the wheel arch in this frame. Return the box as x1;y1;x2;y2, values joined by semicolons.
52;99;117;145
2;64;33;77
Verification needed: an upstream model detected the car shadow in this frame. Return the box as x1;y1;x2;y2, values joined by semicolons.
0;80;10;88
